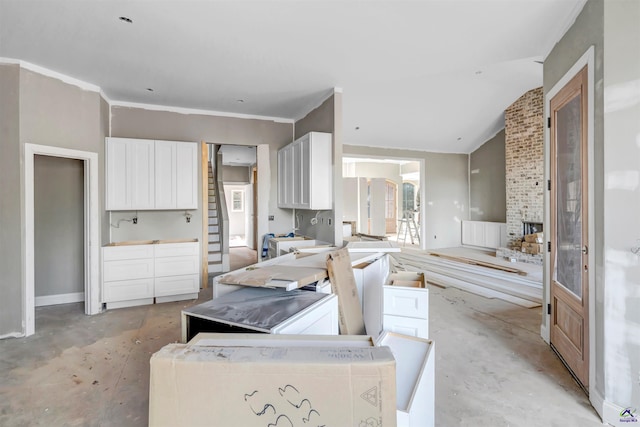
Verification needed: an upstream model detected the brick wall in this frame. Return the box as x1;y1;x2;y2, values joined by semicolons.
505;87;544;249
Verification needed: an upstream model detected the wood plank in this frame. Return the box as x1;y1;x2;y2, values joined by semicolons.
326;248;366;335
429;251;528;276
217;265;327;288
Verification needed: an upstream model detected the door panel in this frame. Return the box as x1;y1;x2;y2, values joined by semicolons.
550;65;589;388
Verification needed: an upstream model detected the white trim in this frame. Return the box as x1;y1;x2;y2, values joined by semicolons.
24;144;101;337
256;144;270;263
35;292;85;307
591;387;605;421
540;323;549;344
110;100;294;124
544;45;596;408
0;57;101;93
543;0;588;58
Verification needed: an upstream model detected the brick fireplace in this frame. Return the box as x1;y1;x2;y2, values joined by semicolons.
501;87;544;263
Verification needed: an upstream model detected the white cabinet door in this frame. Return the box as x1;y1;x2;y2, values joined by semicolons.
106;138;130;210
154;140;176;209
175;142;198;209
298;136;311;209
276;132;332;210
130;139;155;209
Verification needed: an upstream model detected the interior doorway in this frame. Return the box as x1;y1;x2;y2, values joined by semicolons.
34;155;85;308
342;156;424;249
24;144;100;337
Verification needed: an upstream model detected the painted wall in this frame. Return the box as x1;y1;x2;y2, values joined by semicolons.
0;65;107;337
603;0;640;414
543;0;605;400
34;156;84;297
110;106;294;241
294;93;343;245
343;145;468;249
222;165;251;184
469;129;506;222
0;64;22;335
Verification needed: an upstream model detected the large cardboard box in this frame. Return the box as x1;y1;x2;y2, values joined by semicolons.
149;339;397;427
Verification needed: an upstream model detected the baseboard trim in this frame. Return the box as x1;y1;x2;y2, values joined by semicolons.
35;292;84;307
590;388;605;421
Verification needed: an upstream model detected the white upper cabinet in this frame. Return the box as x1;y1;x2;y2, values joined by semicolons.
277;131;332;210
106;137;198;210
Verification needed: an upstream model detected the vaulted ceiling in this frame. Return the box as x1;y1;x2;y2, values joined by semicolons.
0;0;586;153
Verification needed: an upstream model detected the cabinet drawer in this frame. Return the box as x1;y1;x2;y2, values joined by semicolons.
103;278;154;302
155;256;199;277
383;286;429;319
155;274;199;297
103;245;154;261
104;259;154;282
383;314;428;339
154;242;199;258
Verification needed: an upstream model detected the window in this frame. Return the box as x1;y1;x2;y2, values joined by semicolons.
231;190;244;212
402;183;415;211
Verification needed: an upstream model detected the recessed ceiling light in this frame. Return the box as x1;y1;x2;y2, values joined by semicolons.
119;16;133;23
475;70;482;75
457;137;463;141
146;88;154;92
355;126;360;130
237;99;244;103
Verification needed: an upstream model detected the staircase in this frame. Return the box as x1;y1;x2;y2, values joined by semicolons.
207;161;223;274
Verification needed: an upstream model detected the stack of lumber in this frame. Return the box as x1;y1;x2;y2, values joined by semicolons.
391;248;542;308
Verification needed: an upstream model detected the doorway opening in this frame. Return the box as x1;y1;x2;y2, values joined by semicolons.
24;144;100;337
342;156;424;249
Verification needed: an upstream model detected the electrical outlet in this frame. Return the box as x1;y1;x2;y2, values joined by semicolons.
268;215;274;221
327;218;332;226
133;217;138;224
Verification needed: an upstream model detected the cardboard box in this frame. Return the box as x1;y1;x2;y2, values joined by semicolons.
149;339;397;427
521;242;543;254
524;232;544;244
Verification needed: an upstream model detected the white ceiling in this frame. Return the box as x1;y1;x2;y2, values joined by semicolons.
0;0;585;153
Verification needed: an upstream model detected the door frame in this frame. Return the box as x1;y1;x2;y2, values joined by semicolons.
24;144;101;337
543;46;595;398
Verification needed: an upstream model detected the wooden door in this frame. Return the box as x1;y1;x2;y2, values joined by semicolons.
550;66;589;388
385;180;397;234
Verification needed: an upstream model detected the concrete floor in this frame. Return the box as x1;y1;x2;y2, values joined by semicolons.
0;286;602;426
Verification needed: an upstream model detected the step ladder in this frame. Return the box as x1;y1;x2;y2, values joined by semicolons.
397;210;420;245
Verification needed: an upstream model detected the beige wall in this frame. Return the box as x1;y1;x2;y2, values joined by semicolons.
0;64;22;335
0;65;108;337
470;129;506;223
603;0;640;412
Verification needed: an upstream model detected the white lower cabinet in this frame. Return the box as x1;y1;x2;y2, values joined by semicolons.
359;255;429;340
102;242;199;309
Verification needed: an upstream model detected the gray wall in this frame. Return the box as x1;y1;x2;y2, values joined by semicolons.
110;106;294;241
343;145;469;249
34;155;84;297
603;0;640;411
222;165;251;184
294;93;343;245
0;65;108;337
469;129;506;222
0;64;22;335
543;0;605;398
